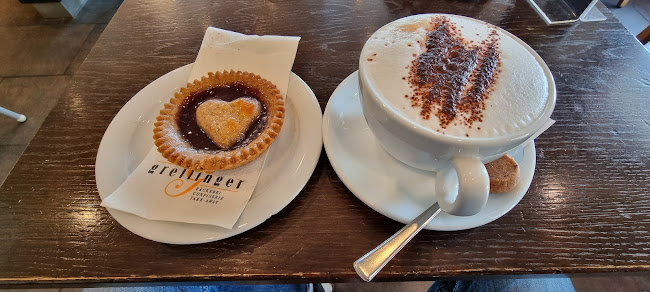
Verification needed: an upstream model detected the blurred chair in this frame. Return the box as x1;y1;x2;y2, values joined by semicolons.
638;25;650;44
0;106;27;122
617;0;650;44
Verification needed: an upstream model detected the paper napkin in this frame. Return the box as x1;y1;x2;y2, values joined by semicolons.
101;28;300;229
524;119;555;147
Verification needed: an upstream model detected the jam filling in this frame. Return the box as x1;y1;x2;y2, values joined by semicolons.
407;17;501;131
177;83;268;151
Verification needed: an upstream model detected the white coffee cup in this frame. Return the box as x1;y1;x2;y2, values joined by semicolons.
358;14;556;216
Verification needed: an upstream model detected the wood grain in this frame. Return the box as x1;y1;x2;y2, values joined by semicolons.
1;0;649;287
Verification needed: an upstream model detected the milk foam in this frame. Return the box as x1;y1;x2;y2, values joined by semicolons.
361;14;550;138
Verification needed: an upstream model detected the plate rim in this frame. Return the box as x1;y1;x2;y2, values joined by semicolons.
95;64;322;244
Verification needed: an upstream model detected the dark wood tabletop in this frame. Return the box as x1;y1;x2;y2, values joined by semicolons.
1;0;649;287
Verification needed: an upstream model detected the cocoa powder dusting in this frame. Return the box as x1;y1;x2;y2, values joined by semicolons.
406;17;501;130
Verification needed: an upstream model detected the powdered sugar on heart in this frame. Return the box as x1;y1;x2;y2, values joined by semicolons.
196;97;262;149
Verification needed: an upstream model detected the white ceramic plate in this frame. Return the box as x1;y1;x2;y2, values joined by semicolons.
323;71;536;231
96;64;322;244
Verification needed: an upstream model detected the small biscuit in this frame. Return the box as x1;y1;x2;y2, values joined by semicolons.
485;155;519;193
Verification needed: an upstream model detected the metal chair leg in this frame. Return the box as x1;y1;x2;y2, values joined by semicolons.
0;106;27;122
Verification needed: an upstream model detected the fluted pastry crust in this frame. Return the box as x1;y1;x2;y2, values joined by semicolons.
153;70;285;171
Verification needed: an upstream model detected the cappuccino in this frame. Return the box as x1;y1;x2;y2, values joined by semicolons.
360;14;550;138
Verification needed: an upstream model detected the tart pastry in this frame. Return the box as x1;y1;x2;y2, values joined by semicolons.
153;70;284;171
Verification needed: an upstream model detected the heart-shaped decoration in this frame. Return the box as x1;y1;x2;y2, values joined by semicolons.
195;97;262;149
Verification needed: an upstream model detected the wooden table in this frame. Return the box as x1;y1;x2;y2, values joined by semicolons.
1;0;649;287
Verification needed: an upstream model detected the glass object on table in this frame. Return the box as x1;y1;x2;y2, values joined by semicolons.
527;0;606;24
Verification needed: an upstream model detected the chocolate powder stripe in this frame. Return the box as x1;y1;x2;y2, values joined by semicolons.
459;40;501;125
407;16;501;133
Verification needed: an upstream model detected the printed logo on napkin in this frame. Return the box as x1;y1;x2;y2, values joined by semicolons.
101;146;265;229
100;27;300;230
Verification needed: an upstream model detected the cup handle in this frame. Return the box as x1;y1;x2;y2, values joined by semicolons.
435;157;490;216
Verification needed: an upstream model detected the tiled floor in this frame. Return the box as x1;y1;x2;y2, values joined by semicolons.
0;0;649;291
602;0;650;50
0;0;113;186
0;25;93;76
0;76;71;144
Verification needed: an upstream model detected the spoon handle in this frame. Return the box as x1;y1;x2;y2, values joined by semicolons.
353;203;442;282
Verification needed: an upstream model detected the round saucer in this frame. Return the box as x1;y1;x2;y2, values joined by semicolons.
96;64;322;244
323;71;536;231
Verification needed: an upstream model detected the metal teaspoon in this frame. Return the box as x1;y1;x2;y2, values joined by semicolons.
353;202;442;282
